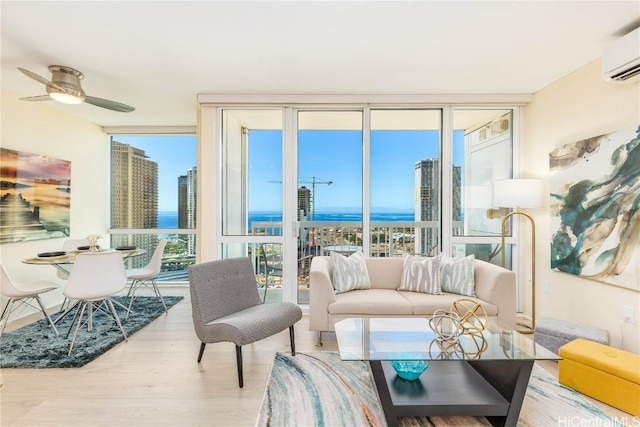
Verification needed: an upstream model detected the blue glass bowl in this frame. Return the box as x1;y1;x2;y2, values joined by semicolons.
390;359;429;381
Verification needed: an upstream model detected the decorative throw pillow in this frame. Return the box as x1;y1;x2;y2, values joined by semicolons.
440;254;476;297
330;251;371;294
398;254;442;294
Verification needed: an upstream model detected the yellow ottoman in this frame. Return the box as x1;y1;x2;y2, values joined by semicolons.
559;338;640;416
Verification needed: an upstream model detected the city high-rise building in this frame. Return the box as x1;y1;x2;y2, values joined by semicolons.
298;186;311;219
452;165;462;236
178;175;188;229
186;166;197;254
414;158;461;255
110;140;159;266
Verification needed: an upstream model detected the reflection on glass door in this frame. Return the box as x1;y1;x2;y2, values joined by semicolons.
297;111;363;304
220;109;284;302
451;109;513;266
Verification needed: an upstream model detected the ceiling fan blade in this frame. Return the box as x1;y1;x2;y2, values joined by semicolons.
19;95;52;102
18;67;65;91
85;95;135;113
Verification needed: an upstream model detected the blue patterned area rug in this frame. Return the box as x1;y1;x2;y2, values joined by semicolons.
256;352;625;427
0;295;183;369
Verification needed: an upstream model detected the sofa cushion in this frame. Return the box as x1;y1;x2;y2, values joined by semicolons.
329;289;413;315
398;254;442;294
330;251;371;294
441;254;476;297
364;257;404;290
399;291;498;316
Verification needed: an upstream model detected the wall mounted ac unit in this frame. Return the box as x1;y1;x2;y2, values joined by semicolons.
602;27;640;83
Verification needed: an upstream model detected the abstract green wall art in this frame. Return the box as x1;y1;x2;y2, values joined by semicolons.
549;126;639;291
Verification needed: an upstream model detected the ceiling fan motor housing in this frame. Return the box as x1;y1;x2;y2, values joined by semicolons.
45;65;86;99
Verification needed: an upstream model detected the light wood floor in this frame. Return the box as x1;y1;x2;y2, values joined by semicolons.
0;287;631;426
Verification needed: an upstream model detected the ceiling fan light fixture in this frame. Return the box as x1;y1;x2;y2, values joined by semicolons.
49;91;83;105
46;80;85;105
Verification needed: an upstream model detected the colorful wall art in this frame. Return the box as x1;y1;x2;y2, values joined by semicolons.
549;126;640;291
0;148;71;243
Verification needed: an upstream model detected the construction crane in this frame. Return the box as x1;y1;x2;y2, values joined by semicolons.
268;176;332;220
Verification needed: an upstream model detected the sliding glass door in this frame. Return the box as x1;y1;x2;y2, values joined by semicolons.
210;102;520;306
297;111;363;304
219;109;285;303
370;109;442;258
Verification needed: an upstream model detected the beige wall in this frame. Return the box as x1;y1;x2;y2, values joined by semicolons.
0;90;108;311
526;61;640;353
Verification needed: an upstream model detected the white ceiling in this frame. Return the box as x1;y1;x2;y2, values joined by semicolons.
2;1;639;128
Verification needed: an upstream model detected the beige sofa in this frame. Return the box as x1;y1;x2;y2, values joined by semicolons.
309;256;516;345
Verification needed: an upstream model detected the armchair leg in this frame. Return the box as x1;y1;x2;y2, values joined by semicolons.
316;331;323;347
289;325;296;355
197;342;206;362
236;345;243;388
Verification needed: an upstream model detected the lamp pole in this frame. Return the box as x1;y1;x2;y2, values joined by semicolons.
501;209;536;334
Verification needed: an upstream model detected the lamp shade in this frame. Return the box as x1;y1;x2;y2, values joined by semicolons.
493;179;544;208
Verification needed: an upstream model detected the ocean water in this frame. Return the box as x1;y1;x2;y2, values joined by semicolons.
157;211;415;229
158;211;179;228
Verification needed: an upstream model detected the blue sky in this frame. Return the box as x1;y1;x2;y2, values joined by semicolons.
112;135;196;211
112;131;464;213
249;130;465;212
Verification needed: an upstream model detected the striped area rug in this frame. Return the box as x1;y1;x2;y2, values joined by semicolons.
256;352;625;427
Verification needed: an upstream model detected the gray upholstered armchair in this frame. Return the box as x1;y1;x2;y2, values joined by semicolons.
188;257;302;387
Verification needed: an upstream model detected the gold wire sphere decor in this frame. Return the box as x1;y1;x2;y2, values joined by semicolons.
450;299;488;333
429;309;464;343
458;331;489;359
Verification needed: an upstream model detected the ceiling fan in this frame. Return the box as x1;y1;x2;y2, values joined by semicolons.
18;65;135;113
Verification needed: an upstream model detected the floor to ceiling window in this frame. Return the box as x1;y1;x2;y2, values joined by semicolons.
450;109;522;309
452;109;514;261
370;109;442;258
219;109;285;302
108;133;197;282
296;111;363;303
201;98;522;306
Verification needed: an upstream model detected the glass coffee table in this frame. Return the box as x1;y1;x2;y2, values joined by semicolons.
334;317;559;427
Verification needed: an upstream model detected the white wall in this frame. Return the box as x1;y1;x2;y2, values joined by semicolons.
0;90;108;312
526;61;640;353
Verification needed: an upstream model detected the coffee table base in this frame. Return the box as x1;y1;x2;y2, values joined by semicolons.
370;359;534;427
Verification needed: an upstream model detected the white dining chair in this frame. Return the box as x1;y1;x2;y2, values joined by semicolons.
56;238;90;280
55;238;90;314
63;251;128;355
125;238;167;318
0;263;59;336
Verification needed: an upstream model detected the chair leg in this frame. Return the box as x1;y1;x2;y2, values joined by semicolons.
236;345;243;388
151;280;167;313
316;331;323;347
289;325;296;356
126;279;140;319
66;301;86;339
197;342;206;362
105;298;127;341
35;295;58;336
0;299;16;336
68;302;88;355
262;271;269;303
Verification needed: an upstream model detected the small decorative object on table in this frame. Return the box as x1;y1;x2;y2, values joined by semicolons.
429;309;463;343
390;353;429;381
85;234;102;252
450;299;488;333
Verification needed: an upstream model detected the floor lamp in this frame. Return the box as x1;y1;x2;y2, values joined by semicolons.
493;179;544;334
